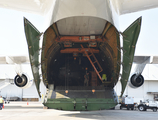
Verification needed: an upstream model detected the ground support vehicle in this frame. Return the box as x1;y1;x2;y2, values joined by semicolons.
138;100;158;112
120;103;135;110
119;96;135;110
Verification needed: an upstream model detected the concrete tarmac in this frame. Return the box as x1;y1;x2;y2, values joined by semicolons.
0;102;158;120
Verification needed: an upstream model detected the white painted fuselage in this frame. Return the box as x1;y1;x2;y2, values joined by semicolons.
44;0;119;32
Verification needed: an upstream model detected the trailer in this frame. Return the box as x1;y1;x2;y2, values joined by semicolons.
138;100;158;112
120;96;135;110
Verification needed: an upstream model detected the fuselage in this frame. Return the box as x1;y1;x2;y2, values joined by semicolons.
41;0;120;89
24;0;141;111
40;0;120;110
44;0;119;31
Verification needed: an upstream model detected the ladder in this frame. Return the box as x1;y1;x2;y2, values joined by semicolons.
81;44;103;82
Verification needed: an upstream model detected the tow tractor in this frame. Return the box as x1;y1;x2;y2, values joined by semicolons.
138;100;158;112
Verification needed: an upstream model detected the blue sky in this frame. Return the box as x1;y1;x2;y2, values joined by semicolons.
0;7;158;56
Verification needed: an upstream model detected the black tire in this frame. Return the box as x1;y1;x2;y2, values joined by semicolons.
127;106;130;110
153;108;157;112
131;107;134;110
138;105;145;111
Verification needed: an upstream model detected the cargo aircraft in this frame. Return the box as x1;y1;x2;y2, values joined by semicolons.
0;0;158;110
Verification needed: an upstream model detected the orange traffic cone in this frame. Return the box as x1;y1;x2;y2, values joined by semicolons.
3;104;4;108
27;102;29;105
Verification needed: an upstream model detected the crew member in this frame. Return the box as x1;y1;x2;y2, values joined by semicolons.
0;96;4;110
102;74;107;83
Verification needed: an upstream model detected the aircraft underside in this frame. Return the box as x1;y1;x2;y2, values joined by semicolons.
24;16;141;111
